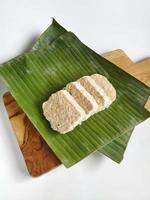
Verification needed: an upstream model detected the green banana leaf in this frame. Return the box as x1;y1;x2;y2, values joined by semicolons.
32;19;67;51
32;19;134;163
0;23;149;167
101;130;133;163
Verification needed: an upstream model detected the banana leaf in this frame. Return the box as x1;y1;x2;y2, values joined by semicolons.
100;130;133;162
0;24;149;167
32;19;67;51
32;19;134;163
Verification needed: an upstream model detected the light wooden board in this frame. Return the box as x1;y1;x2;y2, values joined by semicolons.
3;49;150;176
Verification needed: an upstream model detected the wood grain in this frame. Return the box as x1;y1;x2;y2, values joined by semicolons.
3;92;61;177
3;49;150;176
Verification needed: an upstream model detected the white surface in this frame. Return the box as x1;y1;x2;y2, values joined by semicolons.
0;0;150;199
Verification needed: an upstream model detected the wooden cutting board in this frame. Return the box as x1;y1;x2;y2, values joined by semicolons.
3;49;150;177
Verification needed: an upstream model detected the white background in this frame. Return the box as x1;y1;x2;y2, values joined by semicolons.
0;0;150;199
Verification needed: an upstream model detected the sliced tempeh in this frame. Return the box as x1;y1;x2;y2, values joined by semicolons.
91;74;116;104
43;90;86;134
42;74;117;134
78;76;109;111
65;81;99;119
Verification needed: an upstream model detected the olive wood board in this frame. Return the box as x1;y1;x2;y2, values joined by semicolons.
3;49;150;177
